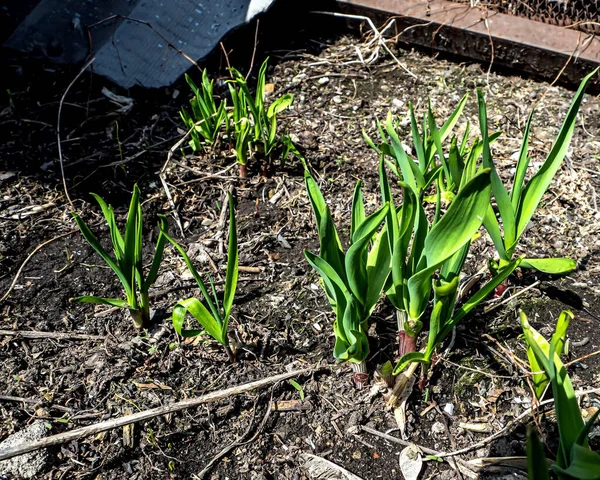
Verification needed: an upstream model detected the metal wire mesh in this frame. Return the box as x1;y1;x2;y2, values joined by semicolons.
455;0;600;33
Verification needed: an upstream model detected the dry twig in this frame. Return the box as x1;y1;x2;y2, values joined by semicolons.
0;368;313;462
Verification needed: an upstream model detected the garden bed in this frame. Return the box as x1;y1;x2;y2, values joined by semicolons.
1;30;600;479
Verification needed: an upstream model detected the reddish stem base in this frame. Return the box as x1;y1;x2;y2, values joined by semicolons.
398;331;418;356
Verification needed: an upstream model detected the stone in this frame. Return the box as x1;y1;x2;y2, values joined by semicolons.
0;421;50;479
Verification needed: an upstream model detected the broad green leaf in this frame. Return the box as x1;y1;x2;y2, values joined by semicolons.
70;296;130;308
515;68;598;240
173;298;226;345
267;94;293;117
527;426;551;480
365;226;391;314
304;170;346;279
424;168;491;266
521;257;576;274
393;351;428;375
447;137;463;190
483;205;509;260
339;296;368;362
304;250;350;324
345;203;389;306
526;310;572;400
553;443;600;479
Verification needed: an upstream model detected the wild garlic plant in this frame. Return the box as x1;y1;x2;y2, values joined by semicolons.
228;58;294;176
161;193;239;363
304;168;390;386
480;68;598;274
363;94;469;199
180;70;229;150
71;185;168;329
380;156;518;378
522;310;600;479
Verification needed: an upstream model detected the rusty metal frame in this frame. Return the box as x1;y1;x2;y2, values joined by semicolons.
338;0;600;86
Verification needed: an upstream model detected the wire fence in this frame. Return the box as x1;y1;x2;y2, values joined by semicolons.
453;0;600;33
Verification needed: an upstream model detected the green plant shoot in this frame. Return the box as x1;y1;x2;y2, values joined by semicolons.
71;185;168;329
304;168;390;384
522;310;600;479
481;68;598;274
162;193;238;363
228;58;294;176
180;70;229;150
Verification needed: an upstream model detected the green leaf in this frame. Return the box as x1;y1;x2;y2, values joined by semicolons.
222;193;238;322
553;443;600;479
304;170;346;280
267;94;293;117
515;68;598;241
71;212;133;301
527;426;551;480
365;226;391;314
439;93;468;142
483;205;509;261
521;257;576;274
385;111;424;191
428;105;451;187
304;250;350;325
511;109;534;210
289;380;305;401
409;102;426;171
143;215;169;291
173;298;226;345
522;311;584;467
345;203;389;306
350;181;366;242
161;230;221;322
430;257;521;356
477;89;516;249
424;168;492;266
393;351;428;375
70;296;130;308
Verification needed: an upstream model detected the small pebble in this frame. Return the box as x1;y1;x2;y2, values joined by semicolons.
318;77;330;85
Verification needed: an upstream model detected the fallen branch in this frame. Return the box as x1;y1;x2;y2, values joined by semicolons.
0;330;104;342
0;368;313;462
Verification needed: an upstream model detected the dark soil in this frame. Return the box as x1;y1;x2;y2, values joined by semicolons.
1;16;600;480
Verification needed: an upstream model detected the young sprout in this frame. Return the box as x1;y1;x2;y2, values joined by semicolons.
480;68;598;275
227;58;294;177
522;310;600;478
162;193;238;363
71;185;168;329
304;168;391;387
180;69;229;150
